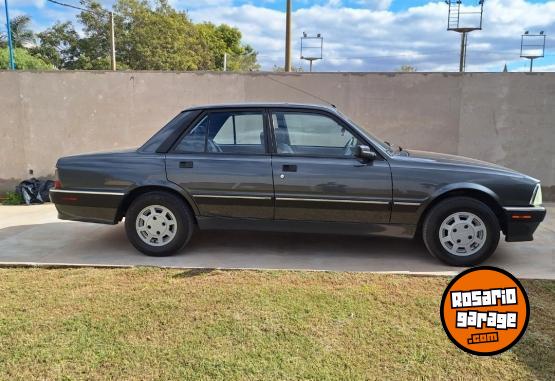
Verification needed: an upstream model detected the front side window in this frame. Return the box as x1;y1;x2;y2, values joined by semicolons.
174;111;266;154
271;112;362;157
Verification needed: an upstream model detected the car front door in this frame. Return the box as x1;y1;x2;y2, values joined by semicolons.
270;109;392;223
166;108;274;219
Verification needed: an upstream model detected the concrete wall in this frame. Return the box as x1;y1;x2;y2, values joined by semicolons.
1;71;554;198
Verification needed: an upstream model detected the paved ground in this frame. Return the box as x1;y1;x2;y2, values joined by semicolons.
0;204;553;279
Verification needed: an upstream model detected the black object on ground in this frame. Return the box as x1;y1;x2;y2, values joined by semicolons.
16;178;54;205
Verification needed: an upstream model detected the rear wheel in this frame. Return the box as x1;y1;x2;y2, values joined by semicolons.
422;197;500;266
125;191;194;256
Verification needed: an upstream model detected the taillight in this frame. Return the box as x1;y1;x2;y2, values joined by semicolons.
54;169;62;189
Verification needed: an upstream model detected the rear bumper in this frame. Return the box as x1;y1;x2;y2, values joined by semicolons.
503;206;546;242
49;189;124;224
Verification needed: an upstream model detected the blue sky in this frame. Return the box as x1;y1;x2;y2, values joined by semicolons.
2;0;554;71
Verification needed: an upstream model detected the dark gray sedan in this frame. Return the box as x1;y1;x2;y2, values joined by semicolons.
50;103;546;266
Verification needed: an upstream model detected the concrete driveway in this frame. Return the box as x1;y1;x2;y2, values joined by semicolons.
0;204;553;279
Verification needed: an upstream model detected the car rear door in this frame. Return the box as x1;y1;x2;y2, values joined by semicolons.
165;108;274;219
269;109;392;223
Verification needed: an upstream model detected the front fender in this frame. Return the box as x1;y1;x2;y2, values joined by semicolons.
412;182;503;227
419;182;500;213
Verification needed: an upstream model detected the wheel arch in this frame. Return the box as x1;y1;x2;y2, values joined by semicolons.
116;184;199;223
416;184;506;236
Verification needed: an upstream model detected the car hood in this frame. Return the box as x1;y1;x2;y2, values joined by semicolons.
403;149;522;175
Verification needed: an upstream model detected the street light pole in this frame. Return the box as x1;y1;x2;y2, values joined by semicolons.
3;0;15;70
284;0;291;72
110;11;116;70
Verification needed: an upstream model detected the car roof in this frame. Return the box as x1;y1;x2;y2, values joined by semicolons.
184;102;338;113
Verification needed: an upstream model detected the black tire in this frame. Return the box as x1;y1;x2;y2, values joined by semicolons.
422;197;500;266
124;191;194;256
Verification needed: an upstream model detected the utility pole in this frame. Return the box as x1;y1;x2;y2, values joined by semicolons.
110;11;116;70
284;0;292;72
3;0;15;70
223;52;227;71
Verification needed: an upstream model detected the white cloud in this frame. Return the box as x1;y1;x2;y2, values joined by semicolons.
9;0;45;8
169;0;234;9
8;0;554;72
356;0;393;10
189;0;555;71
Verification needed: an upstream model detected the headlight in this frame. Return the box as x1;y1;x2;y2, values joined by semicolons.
531;183;542;206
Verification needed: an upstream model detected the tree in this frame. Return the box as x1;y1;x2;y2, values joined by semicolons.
31;22;82;69
76;0;114;69
0;48;53;69
197;22;259;71
112;0;210;70
32;4;117;70
1;15;34;48
397;64;417;72
31;0;258;71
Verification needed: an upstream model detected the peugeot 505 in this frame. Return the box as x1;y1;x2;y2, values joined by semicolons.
50;103;546;266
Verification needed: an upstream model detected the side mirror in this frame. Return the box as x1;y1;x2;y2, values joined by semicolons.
356;145;377;160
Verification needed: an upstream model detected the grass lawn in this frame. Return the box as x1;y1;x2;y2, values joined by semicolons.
0;268;553;380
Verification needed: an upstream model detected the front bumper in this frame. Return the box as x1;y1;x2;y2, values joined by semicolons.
503;206;546;242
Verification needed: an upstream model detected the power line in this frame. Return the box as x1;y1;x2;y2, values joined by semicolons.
256;49;554;61
265;75;335;105
45;0;122;16
257;51;457;59
45;0;91;13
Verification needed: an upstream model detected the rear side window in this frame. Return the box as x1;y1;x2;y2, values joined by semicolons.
173;111;266;154
174;115;208;153
139;111;195;153
213;114;264;145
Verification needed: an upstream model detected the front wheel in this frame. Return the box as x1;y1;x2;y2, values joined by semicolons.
125;191;194;256
422;197;500;266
